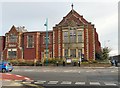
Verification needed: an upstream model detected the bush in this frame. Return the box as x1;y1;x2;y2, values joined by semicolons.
92;60;98;63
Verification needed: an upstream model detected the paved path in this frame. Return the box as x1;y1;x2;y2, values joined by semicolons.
0;73;32;81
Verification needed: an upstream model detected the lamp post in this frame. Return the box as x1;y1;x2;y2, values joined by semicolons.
44;18;49;66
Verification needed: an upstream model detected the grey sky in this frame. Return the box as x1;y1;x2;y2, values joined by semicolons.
0;0;119;56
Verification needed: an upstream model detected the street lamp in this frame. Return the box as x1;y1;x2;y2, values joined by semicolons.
44;18;49;66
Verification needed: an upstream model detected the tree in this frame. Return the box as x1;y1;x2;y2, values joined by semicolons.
95;47;111;61
101;47;111;60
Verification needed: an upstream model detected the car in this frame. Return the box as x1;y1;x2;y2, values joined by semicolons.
0;61;13;73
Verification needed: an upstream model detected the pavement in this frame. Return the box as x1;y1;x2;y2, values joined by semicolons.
0;73;34;87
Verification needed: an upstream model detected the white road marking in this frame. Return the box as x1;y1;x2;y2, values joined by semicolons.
64;71;69;72
16;75;22;77
5;73;12;75
22;82;31;84
48;81;58;84
104;82;117;86
4;80;11;81
90;82;100;85
61;81;71;84
34;80;46;84
14;80;22;82
111;71;115;72
78;71;81;73
24;77;30;80
75;82;85;85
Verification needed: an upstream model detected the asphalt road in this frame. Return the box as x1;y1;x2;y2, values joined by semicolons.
10;66;119;87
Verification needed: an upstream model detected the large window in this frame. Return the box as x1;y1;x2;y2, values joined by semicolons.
64;49;68;57
27;35;34;48
70;30;76;43
63;31;68;43
8;51;16;59
78;31;82;43
9;35;17;43
70;49;76;57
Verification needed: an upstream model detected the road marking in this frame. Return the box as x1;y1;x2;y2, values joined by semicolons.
4;80;11;81
111;71;115;72
104;82;117;86
86;71;90;72
24;77;30;80
14;80;22;82
78;71;81;73
34;81;46;84
64;71;69;72
5;73;12;75
48;81;58;84
25;70;33;72
61;81;71;84
90;82;100;85
16;75;22;77
75;82;85;85
22;81;31;84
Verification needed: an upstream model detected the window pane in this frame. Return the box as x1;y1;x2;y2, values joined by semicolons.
78;31;82;43
63;32;68;43
9;35;17;43
64;49;68;57
70;30;76;43
27;35;34;48
70;49;76;57
8;51;16;59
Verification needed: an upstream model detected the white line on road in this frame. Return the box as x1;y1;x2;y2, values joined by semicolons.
5;73;12;75
61;81;72;84
86;71;90;72
34;80;46;84
75;82;85;85
104;82;117;86
24;77;30;80
90;82;100;85
16;75;22;77
48;81;58;84
111;71;115;73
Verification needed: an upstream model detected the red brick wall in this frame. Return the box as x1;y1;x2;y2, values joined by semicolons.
53;28;59;58
23;32;38;61
40;31;53;59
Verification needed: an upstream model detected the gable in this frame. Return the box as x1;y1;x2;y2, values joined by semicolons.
57;10;88;27
9;25;18;34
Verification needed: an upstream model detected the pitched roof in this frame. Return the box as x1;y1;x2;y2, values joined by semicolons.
57;9;89;27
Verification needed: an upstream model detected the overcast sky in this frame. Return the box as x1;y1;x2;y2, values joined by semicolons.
0;0;119;56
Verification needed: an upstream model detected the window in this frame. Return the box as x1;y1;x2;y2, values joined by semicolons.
78;31;82;43
27;35;34;48
78;49;82;57
64;49;68;57
70;49;76;57
70;30;76;43
63;31;68;43
9;35;17;43
8;51;16;59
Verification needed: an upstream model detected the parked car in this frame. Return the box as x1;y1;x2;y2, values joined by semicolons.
0;61;13;73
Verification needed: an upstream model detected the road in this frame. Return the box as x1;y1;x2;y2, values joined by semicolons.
10;66;119;87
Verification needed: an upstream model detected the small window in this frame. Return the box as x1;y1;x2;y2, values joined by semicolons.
27;35;34;48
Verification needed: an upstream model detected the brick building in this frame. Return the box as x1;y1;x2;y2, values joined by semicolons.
1;8;101;62
0;36;5;59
